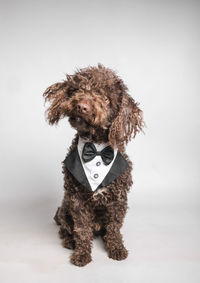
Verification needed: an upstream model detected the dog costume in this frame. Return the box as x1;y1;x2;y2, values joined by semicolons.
63;137;128;192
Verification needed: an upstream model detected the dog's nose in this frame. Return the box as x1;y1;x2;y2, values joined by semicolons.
77;101;91;114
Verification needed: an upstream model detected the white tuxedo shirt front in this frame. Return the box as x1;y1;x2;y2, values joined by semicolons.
77;137;118;191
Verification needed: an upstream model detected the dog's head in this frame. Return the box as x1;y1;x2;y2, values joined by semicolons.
43;63;144;151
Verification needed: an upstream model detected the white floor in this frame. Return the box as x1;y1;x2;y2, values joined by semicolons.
0;195;200;283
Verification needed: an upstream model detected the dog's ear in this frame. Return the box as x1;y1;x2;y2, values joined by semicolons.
43;81;70;125
108;93;144;151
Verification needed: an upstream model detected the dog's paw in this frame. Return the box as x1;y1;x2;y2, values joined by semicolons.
70;250;92;267
108;246;128;261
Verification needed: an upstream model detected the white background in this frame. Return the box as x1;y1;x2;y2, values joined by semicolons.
0;0;199;282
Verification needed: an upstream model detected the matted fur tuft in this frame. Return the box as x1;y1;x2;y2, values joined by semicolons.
108;93;144;151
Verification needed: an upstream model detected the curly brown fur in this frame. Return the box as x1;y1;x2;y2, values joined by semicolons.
43;63;144;266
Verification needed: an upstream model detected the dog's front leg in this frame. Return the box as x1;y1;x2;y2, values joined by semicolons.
70;200;93;267
103;201;128;261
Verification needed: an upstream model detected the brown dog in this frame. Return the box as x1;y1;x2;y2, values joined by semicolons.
43;63;144;266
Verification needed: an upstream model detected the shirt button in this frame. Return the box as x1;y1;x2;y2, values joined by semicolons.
96;161;101;166
94;173;99;179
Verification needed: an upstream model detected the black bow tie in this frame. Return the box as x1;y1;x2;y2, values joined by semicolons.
82;142;114;165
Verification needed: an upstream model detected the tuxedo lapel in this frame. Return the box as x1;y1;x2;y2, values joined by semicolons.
98;151;128;189
63;147;92;191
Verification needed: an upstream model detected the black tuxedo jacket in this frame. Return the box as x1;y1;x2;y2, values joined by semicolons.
63;147;128;192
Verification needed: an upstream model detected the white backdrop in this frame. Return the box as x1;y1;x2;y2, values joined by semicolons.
0;0;199;282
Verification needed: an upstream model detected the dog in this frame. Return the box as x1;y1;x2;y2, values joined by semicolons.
43;63;144;266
